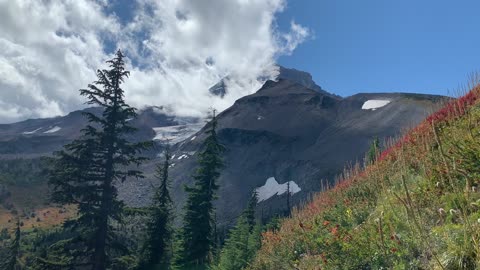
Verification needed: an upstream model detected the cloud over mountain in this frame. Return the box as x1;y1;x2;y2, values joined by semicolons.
0;0;309;123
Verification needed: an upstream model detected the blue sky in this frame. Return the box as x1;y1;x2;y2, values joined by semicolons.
276;0;480;97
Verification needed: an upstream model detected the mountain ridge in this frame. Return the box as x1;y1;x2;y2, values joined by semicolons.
209;65;340;99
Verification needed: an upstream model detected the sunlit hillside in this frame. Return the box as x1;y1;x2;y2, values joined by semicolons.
249;81;480;269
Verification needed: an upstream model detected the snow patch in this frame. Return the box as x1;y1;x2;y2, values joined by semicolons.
362;100;391;111
43;126;61;133
22;128;42;134
177;154;188;160
255;177;301;202
153;123;203;144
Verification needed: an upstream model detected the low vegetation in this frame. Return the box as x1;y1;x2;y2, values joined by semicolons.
248;82;480;269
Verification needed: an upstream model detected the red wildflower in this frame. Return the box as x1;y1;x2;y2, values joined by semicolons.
342;235;352;242
321;253;328;264
331;226;339;236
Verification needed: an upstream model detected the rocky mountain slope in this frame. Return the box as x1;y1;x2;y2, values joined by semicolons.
0;65;323;159
119;79;446;226
0;106;199;158
0;68;447;228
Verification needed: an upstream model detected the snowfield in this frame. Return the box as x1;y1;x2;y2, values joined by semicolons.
43;126;62;133
255;177;301;202
153;123;203;144
22;128;42;134
362;99;391;110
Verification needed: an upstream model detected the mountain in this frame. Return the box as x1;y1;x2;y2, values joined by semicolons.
0;69;447;229
208;65;338;98
117;79;446;226
0;106;199;158
247;81;480;270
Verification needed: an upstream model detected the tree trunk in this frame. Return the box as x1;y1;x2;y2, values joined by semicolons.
92;77;120;270
92;213;108;270
92;176;113;270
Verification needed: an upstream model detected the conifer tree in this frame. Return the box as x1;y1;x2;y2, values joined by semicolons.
244;191;258;231
212;192;261;270
48;50;150;270
139;148;174;270
367;136;380;165
1;219;21;270
246;223;262;260
175;111;224;269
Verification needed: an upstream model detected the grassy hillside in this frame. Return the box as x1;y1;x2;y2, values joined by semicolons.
248;85;480;269
0;158;74;231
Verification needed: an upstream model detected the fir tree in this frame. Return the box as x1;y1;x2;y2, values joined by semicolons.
212;192;261;270
1;219;21;270
139;148;174;270
246;223;262;260
48;50;150;270
367;136;380;165
175;111;224;269
244;191;258;231
212;216;250;270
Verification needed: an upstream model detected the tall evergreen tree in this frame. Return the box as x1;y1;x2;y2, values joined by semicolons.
48;50;150;270
139;148;174;270
212;192;261;270
1;219;21;270
244;191;258;231
175;111;224;269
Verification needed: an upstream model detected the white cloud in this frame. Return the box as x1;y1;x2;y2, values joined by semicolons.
0;0;310;123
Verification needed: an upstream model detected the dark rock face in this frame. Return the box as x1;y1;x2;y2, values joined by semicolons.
119;79;447;226
276;66;339;98
208;80;227;98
